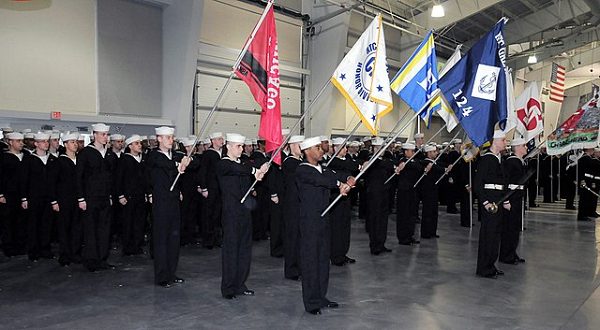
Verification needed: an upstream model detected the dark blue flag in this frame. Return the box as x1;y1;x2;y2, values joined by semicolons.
437;18;509;147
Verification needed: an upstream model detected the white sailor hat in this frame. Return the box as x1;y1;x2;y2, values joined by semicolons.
442;142;450;147
6;132;24;140
24;132;35;139
510;137;527;146
125;135;142;146
251;139;258;145
331;137;346;145
372;137;384;146
22;129;32;133
203;138;211;144
349;141;360;147
34;132;50;140
110;134;125;141
451;139;462;144
300;136;321;150
50;132;60;139
493;130;506;139
155;126;175;136
210;132;224;139
77;134;85;141
319;135;330;143
149;135;156;140
288;135;305;144
1;127;14;133
91;123;110;133
594;147;600;152
182;137;196;147
362;136;372;142
226;133;245;144
61;132;79;141
403;142;415;150
244;139;252;145
424;145;436;152
281;128;291;136
414;133;424;139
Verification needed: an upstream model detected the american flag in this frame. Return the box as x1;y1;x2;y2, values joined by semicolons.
549;62;565;103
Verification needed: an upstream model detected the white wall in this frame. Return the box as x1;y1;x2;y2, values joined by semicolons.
0;0;97;115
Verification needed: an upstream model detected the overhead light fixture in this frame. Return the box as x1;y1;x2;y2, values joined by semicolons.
527;54;538;64
431;4;445;18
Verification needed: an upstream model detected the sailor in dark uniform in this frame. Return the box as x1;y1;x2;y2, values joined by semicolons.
109;133;125;248
328;137;360;266
418;144;447;239
319;136;332;166
116;135;149;256
563;153;577;210
499;137;527;265
146;126;191;287
446;139;463;213
21;132;57;261
357;137;372;221
295;136;353;315
364;137;394;255
49;132;82;266
0;132;27;257
250;139;269;241
76;123;118;272
474;130;509;279
578;148;599;221
395;142;422;245
217;133;269;299
281;135;304;280
198;132;224;249
178;137;202;247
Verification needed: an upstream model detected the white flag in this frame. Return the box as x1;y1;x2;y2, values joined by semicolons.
434;45;461;132
330;14;393;136
513;81;543;142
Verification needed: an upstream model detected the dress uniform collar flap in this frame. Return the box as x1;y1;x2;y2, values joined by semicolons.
60;153;76;165
209;148;222;157
300;162;322;173
223;156;241;163
126;153;142;163
33;152;49;165
158;149;172;160
88;144;108;158
284;155;302;162
6;151;24;161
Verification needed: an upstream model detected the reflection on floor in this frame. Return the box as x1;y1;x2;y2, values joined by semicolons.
0;199;599;329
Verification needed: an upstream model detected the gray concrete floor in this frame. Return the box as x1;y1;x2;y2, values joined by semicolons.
1;200;599;330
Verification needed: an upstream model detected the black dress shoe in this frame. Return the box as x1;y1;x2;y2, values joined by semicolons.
398;241;412;246
241;290;254;296
495;269;505;276
383;247;392;253
516;257;525;263
100;262;116;270
565;205;577;210
331;261;346;266
344;256;356;264
477;273;497;279
286;276;300;281
371;250;381;255
308;309;322;315
223;294;237;300
158;281;171;288
434;235;440;238
173;277;185;284
326;301;339;308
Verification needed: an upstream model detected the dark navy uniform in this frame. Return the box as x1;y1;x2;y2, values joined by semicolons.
499;155;526;263
474;152;507;277
396;156;422;244
198;148;223;248
282;155;302;279
146;149;184;284
578;153;599;220
217;156;259;297
0;152;27;257
364;157;394;254
116;153;148;255
327;156;359;265
296;162;344;312
21;152;57;260
419;158;445;239
76;145;117;271
49;154;81;265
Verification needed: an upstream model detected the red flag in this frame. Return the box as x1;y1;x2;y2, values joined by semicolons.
235;4;283;165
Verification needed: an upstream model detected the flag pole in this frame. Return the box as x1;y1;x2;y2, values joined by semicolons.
434;147;469;185
170;0;275;191
469;161;473;228
240;79;331;203
325;121;362;167
326;108;412;168
383;123;448;185
321;89;441;217
412;128;461;188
